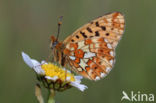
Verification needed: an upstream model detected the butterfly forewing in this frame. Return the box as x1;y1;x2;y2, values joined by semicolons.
63;12;125;80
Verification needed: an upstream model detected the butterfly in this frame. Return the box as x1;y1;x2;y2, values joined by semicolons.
50;12;125;81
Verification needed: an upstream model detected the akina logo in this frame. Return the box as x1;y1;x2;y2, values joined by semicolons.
121;91;154;102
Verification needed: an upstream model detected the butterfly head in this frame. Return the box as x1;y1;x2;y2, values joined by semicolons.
50;35;62;49
50;36;58;49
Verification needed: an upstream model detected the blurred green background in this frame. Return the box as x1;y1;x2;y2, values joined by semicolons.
0;0;156;103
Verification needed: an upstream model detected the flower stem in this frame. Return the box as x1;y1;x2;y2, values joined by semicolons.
48;89;55;103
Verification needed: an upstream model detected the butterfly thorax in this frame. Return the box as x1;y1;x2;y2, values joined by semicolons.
50;36;66;66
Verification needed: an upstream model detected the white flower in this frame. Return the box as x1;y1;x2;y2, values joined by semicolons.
21;52;88;92
22;52;45;75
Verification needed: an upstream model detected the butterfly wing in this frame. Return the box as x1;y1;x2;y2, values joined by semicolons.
63;12;125;80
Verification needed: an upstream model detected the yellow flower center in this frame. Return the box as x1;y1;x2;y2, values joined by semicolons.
41;63;75;82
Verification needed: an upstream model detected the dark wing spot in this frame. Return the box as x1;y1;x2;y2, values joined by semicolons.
86;27;93;33
80;31;87;38
106;33;109;36
94;67;97;69
95;21;99;27
99;62;101;65
101;26;106;31
76;35;79;39
71;39;74;42
100;49;103;52
90;36;94;38
95;31;100;36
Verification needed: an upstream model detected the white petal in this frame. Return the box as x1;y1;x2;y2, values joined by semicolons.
31;59;41;67
21;52;44;75
70;82;88;92
22;52;34;68
41;60;48;64
62;68;71;73
45;76;58;81
66;76;71;81
75;76;83;80
67;70;71;73
31;59;45;75
62;68;66;71
74;76;83;83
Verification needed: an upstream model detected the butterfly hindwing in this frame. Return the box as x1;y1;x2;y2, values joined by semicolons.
63;37;114;80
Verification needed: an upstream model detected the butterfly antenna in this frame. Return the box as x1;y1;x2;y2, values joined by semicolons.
56;16;63;41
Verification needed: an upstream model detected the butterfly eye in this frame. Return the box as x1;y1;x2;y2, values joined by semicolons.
50;41;58;49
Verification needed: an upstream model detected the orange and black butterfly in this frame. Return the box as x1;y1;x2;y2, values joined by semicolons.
50;12;125;81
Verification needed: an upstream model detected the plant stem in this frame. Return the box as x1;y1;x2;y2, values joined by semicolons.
48;89;55;103
35;84;44;103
